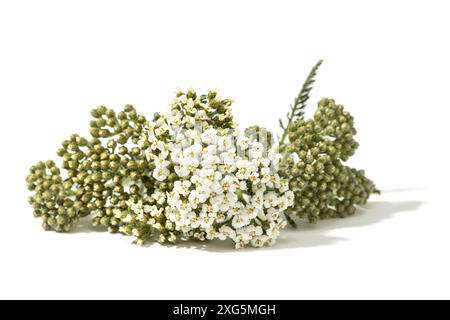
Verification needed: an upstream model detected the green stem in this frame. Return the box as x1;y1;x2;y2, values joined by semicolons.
279;109;295;147
284;212;297;228
235;189;248;205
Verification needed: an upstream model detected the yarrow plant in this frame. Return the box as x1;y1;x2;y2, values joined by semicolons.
26;60;378;249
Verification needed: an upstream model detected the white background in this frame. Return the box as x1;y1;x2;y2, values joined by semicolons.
0;0;449;299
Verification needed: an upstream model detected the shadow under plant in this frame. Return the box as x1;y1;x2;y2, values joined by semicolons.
274;200;422;249
170;200;423;252
69;199;423;252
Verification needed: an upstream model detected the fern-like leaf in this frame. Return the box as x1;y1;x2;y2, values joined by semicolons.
279;59;323;146
293;59;323;118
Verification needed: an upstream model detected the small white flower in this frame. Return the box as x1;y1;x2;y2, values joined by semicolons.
231;214;249;229
251;235;268;247
209;181;223;195
210;193;224;207
198;168;222;184
218;226;236;241
237;180;248;191
250;141;264;153
184;144;202;158
170;148;183;163
152;191;166;205
174;180;192;196
260;172;272;185
210;192;238;212
277;197;289;211
190;215;201;229
246;225;263;237
220;156;236;174
266;207;280;221
152;167;170;181
248;171;260;184
188;190;208;206
200;128;218;144
264;191;279;208
215;212;226;223
260;158;271;168
235;160;251;179
234;240;245;249
235;230;251;243
265;221;278;235
202;154;220;166
174;165;190;177
251;191;264;209
150;206;164;217
175;200;192;215
260;167;271;176
221;175;237;193
206;228;218;240
237;136;250;150
181;157;200;171
199;211;214;228
284;190;295;205
242;204;258;220
201;203;219;216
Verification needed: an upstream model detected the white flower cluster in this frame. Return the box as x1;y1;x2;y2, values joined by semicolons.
125;90;294;248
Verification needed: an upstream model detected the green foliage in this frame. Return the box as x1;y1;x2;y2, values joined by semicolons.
279;59;323;146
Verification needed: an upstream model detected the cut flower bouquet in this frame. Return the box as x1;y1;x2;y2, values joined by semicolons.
26;61;378;249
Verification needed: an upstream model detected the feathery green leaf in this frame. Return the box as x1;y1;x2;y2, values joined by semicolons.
279;59;324;146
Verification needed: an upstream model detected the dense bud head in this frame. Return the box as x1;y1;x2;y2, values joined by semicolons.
281;98;378;222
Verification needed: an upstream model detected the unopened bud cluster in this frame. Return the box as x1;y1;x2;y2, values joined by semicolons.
26;105;150;233
280;98;378;223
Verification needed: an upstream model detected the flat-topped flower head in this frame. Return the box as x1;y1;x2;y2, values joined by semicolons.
122;90;293;248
